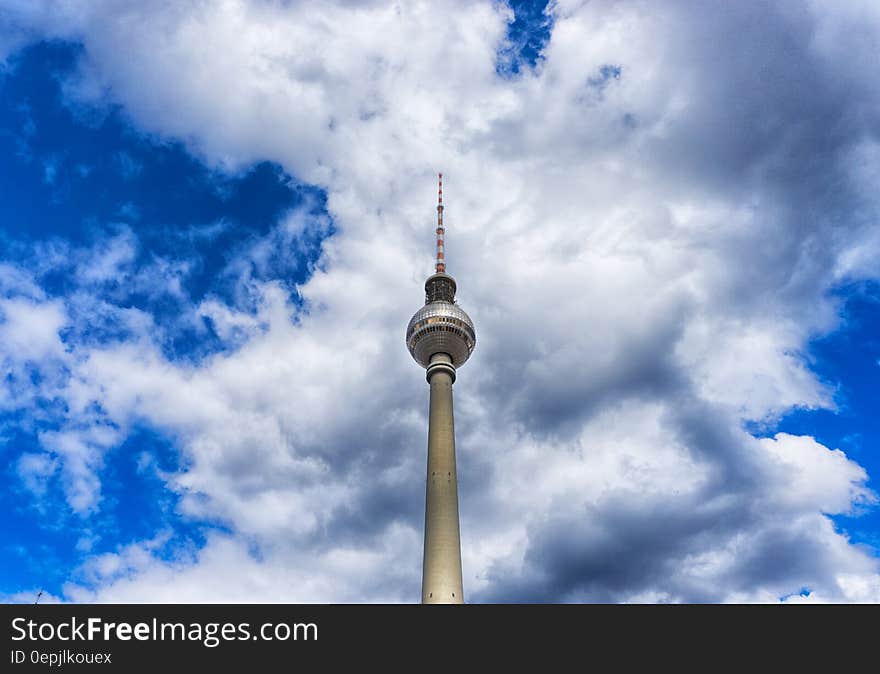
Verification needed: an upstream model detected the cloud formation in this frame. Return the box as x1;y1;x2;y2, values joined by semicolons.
2;0;880;602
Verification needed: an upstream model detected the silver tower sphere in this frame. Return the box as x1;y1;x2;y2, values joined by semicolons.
406;273;476;369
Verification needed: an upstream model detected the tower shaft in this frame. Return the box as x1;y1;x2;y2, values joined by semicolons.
421;353;464;604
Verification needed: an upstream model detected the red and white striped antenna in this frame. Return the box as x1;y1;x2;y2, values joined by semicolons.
436;172;445;274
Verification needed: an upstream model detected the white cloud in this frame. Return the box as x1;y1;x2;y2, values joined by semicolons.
74;229;137;285
38;424;122;514
0;297;67;362
2;0;880;602
760;433;876;516
16;451;58;498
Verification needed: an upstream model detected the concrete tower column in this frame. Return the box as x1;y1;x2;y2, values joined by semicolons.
422;352;463;604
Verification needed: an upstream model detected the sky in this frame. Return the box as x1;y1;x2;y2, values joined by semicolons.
1;0;879;603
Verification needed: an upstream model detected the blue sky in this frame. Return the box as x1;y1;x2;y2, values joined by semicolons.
776;285;880;549
0;42;297;596
0;38;337;595
1;1;880;603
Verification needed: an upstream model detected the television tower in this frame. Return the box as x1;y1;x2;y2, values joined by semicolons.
406;173;476;604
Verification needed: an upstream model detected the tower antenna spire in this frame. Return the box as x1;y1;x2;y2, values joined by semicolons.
436;172;445;274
